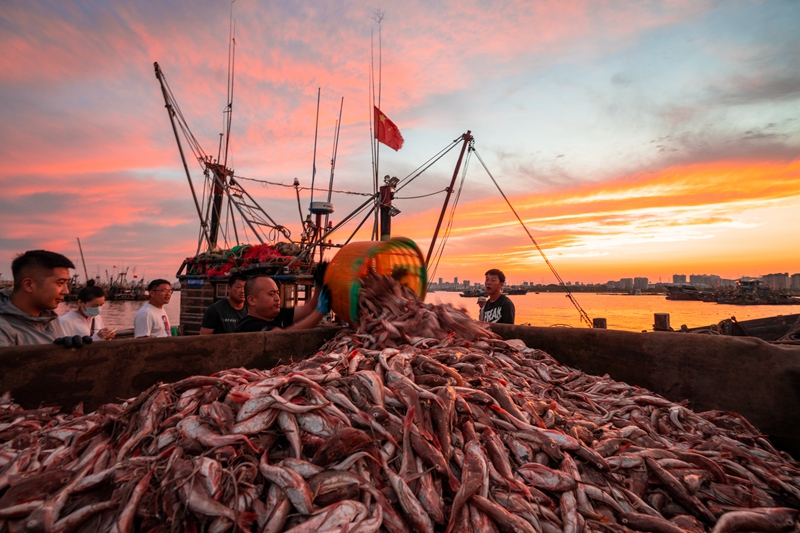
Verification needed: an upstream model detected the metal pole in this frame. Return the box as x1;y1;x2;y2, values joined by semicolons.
309;88;321;208
379;185;392;241
426;131;472;266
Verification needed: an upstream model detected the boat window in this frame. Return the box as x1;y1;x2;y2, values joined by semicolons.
216;283;228;299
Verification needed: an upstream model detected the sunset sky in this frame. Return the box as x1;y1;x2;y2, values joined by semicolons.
1;0;799;285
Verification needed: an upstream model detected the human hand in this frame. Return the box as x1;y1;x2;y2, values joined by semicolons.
312;261;329;288
316;285;332;314
97;328;116;340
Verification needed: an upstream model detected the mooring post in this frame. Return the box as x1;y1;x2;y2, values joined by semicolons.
654;313;671;331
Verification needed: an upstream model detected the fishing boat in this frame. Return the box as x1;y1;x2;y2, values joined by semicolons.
684;313;800;342
716;279;800;305
155;59;319;334
153;24;476;333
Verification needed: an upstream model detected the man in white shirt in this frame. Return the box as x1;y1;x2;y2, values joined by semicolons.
134;279;172;338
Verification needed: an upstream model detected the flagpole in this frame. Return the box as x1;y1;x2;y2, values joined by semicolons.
374;12;383;240
369;30;376;240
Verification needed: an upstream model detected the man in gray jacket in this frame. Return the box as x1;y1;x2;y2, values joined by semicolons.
0;250;75;347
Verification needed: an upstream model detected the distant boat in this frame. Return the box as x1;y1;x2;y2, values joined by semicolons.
506;287;529;295
459;288;487;297
665;284;716;302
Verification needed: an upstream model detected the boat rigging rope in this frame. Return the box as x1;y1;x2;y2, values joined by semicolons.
394;189;447;200
427;142;472;286
235;176;373;197
471;148;594;329
395;137;463;193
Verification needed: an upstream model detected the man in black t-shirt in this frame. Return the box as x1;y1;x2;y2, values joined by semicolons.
199;274;248;335
235;270;330;333
481;268;515;324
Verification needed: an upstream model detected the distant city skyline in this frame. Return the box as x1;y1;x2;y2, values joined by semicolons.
430;270;800;289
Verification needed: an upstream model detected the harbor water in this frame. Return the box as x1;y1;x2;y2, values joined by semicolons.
56;290;799;333
57;292;183;331
428;291;800;332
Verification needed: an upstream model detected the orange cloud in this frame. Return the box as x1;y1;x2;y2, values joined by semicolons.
394;159;800;282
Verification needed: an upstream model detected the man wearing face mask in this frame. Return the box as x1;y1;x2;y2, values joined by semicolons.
0;250;75;347
58;281;116;340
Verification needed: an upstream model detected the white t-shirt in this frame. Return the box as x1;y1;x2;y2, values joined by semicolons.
58;309;106;340
134;302;170;338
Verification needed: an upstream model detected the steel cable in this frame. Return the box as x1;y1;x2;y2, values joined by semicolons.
471;148;594;328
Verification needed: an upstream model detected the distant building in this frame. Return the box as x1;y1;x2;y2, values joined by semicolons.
620;278;633;290
454;277;458;286
791;273;800;289
438;277;443;285
763;273;789;289
463;280;470;288
634;277;648;290
690;274;720;288
673;274;687;284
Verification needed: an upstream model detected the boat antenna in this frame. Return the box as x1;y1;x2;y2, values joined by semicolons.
324;96;344;229
222;2;236;170
76;238;89;284
309;87;321;209
371;10;385;239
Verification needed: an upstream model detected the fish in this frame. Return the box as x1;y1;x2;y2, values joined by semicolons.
0;271;798;533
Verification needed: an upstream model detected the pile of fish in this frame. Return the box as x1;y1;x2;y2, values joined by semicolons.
354;270;493;347
2;276;800;532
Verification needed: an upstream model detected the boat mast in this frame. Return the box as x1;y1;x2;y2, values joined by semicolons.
154;62;212;249
426;131;472;266
76;238;89;284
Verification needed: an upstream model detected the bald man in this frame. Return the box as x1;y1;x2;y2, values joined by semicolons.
234;275;330;333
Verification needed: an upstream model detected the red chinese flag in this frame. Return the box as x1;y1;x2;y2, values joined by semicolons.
374;106;404;151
